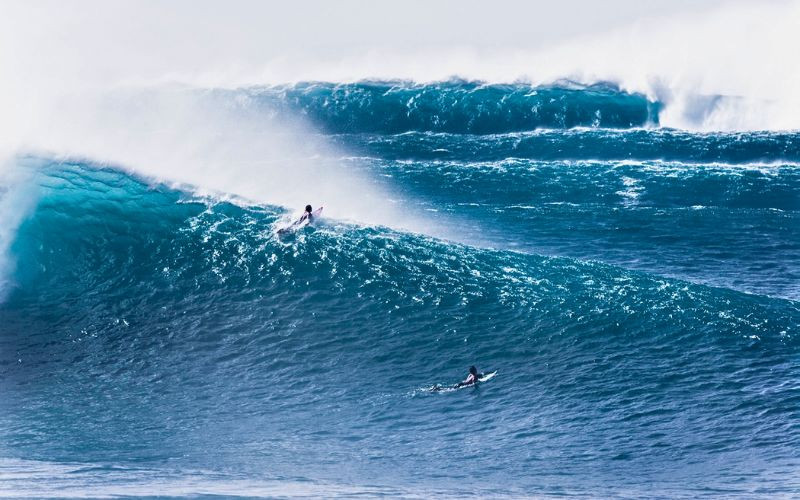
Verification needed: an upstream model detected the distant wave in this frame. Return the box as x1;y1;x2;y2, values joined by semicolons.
242;81;659;134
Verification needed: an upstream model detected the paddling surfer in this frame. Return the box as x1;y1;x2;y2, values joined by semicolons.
456;366;481;387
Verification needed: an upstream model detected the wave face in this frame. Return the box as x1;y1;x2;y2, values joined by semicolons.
1;82;800;498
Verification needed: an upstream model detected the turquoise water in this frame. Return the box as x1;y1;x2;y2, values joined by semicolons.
1;82;799;497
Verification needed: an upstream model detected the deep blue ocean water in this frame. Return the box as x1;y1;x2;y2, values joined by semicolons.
1;81;799;498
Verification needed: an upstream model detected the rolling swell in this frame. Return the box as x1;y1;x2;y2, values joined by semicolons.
347;156;800;300
2;163;799;496
338;129;800;163
243;81;659;134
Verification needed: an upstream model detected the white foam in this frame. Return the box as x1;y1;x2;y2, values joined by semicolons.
0;457;406;499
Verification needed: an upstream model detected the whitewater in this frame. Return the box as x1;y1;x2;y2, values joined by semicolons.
1;1;800;498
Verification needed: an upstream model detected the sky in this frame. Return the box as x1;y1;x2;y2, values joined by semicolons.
0;0;741;86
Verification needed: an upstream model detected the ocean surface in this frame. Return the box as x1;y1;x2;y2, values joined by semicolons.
1;81;799;498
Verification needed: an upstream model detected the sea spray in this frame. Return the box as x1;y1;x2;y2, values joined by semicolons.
0;163;38;300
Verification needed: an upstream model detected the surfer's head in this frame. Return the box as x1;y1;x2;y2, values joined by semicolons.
469;366;478;376
305;204;312;213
